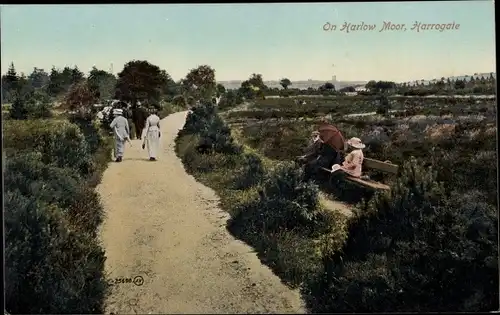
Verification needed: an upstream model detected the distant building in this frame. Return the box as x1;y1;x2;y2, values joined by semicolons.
354;86;367;92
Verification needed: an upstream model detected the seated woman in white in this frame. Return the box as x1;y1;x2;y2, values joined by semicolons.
330;137;365;178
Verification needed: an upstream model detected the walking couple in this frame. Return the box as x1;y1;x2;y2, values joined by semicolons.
110;107;161;162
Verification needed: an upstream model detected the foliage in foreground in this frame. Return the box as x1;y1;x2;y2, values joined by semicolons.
304;157;498;312
4;118;111;314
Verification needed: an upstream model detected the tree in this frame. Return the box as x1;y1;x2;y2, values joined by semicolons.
2;62;19;102
70;66;85;85
322;82;335;91
28;68;50;90
64;80;98;116
280;78;292;90
365;80;377;91
454;80;466;90
47;66;75;98
47;67;63;97
9;90;52;120
340;86;356;93
9;96;29;120
184;65;216;101
87;67;117;101
25;90;53;118
238;73;268;100
248;73;267;90
4;62;19;90
159;69;178;101
216;83;226;96
114;60;167;106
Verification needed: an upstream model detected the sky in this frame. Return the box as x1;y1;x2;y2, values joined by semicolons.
0;2;496;82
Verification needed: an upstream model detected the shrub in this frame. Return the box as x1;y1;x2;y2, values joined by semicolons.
217;90;242;110
4;191;107;314
197;115;243;155
172;94;187;107
182;101;218;135
68;114;106;155
9;90;53;120
158;101;183;118
4;152;104;236
181;101;242;155
304;157;498;312
66;115;113;186
4;119;94;177
232;152;265;189
231;163;322;233
375;94;390;116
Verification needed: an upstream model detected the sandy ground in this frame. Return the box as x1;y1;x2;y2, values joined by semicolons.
97;111;305;314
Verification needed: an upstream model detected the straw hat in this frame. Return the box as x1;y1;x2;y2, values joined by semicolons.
346;137;365;149
112;108;123;116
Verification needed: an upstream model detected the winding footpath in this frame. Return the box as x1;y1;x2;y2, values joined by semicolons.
97;111;305;314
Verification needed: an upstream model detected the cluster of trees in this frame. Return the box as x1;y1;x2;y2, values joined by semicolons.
355;74;496;96
234;74;337;101
232;73;496;100
2;61;227;120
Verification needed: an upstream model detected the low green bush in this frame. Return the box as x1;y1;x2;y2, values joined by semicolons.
218;90;243;110
9;89;53;120
182;101;242;155
4;119;94;177
4;189;107;314
231;152;265;190
229;162;322;236
4;152;105;236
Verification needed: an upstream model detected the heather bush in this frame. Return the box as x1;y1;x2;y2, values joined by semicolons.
304;157;498;312
69;114;107;155
4;113;112;314
182;101;218;135
4;152;104;236
4;119;94;177
68;114;114;186
232;152;265;189
229;163;322;234
181;101;243;155
218;90;243;110
4;190;107;314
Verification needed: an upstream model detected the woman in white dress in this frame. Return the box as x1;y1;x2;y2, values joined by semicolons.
141;108;161;161
110;108;130;162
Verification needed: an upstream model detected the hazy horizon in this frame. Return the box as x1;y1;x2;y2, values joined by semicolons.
1;2;496;83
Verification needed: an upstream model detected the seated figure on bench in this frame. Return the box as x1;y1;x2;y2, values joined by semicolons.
330;137;365;178
299;127;345;181
299;131;323;164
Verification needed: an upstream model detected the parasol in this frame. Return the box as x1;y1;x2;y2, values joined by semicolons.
318;123;346;152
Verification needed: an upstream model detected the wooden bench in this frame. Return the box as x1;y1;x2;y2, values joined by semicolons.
320;158;399;190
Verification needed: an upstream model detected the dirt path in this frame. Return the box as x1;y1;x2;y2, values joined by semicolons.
97;111;305;314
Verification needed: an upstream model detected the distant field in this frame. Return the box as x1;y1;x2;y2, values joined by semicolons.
224;95;497;205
